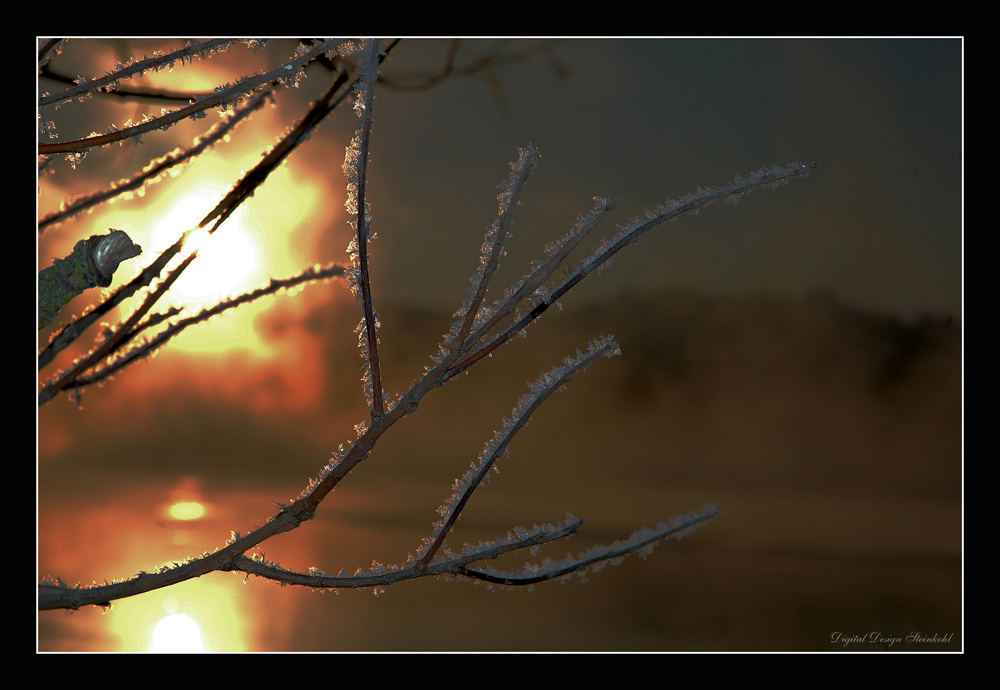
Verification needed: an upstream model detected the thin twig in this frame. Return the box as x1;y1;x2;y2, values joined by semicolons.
66;263;347;392
450;145;539;354
417;336;619;570
225;517;581;589
199;39;401;232
38;38;65;68
345;40;386;418
39;63;216;104
39;90;268;234
38;39;345;156
373;39;460;91
38;39;234;108
441;161;819;383
454;505;720;586
376;40;559;92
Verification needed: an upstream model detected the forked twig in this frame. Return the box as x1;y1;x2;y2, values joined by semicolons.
449;144;539;354
453;505;720;587
417;336;620;570
38;38;818;614
39;145;815;610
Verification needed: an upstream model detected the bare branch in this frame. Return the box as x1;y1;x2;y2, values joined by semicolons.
199;39;401;232
66;262;347;393
373;39;460;91
39;63;216;103
417;336;620;569
38;39;235;108
38;39;818;619
447;144;539;356
224;517;581;590
39;90;268;234
343;39;386;418
38;39;347;156
376;40;562;97
441;161;819;383
455;505;721;587
38;38;65;69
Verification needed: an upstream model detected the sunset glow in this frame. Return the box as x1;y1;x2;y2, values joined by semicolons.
104;578;251;652
167;500;206;521
150;191;261;308
150;613;206;652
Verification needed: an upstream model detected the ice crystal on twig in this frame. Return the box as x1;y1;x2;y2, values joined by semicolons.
39;91;268;233
342;39;386;417
457;504;720;588
418;336;620;567
39;39;350;157
445;145;539;356
39;39;235;109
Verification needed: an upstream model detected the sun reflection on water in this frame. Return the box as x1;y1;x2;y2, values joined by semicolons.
167;501;207;521
150;612;206;652
102;576;251;652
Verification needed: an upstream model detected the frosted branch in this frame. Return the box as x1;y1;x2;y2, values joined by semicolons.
65;263;347;393
38;55;817;611
40;63;216;104
199;40;400;233
223;517;581;592
441;161;818;382
38;38;65;69
417;336;620;568
343;39;386;418
38;41;403;405
566;162;819;286
455;504;721;587
39;39;234;108
447;144;539;356
464;195;617;352
39;90;268;234
38;39;349;156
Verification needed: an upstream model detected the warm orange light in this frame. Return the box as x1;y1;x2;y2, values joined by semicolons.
150;613;206;652
167;501;206;521
150;193;260;309
105;579;250;652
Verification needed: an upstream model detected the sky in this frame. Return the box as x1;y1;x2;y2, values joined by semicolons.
366;38;962;320
37;38;962;652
